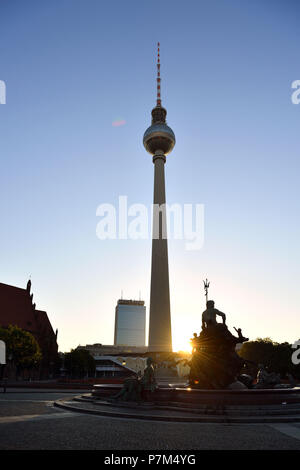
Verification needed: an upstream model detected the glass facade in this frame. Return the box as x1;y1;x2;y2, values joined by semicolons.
114;300;146;347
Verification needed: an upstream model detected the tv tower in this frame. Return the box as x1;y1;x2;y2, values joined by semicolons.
143;43;176;352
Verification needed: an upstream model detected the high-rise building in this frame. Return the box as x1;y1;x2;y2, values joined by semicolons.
143;43;175;352
114;299;146;347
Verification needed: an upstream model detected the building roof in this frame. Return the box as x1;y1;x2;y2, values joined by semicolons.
77;344;148;355
0;281;56;341
35;310;56;338
117;299;145;306
0;282;37;332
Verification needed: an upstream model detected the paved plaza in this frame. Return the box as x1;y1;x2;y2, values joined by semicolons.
0;389;300;450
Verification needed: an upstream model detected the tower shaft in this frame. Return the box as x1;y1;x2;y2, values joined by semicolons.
143;43;175;353
148;151;172;352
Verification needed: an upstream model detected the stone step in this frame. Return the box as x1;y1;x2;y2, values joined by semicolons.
54;398;300;424
157;404;300;417
72;396;300;417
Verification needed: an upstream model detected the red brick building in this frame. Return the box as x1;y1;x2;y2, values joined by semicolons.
0;280;59;378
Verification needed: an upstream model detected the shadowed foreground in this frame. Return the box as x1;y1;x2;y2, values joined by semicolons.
0;390;300;450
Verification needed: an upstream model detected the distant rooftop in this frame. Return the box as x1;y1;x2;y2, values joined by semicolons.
117;299;145;306
77;344;148;356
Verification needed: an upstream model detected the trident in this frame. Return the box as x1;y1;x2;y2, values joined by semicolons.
203;279;210;305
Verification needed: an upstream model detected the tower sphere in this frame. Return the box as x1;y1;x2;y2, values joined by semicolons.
143;122;176;156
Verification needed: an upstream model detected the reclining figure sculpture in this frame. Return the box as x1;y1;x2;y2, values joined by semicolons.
111;357;157;402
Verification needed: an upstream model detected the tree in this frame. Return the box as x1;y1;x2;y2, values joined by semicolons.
64;349;95;379
239;338;300;379
0;325;42;376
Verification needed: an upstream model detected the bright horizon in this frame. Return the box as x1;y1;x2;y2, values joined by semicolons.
0;0;299;353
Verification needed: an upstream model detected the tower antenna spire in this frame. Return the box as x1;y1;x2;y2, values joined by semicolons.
156;42;161;107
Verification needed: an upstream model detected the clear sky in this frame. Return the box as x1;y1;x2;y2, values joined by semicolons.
0;0;299;352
